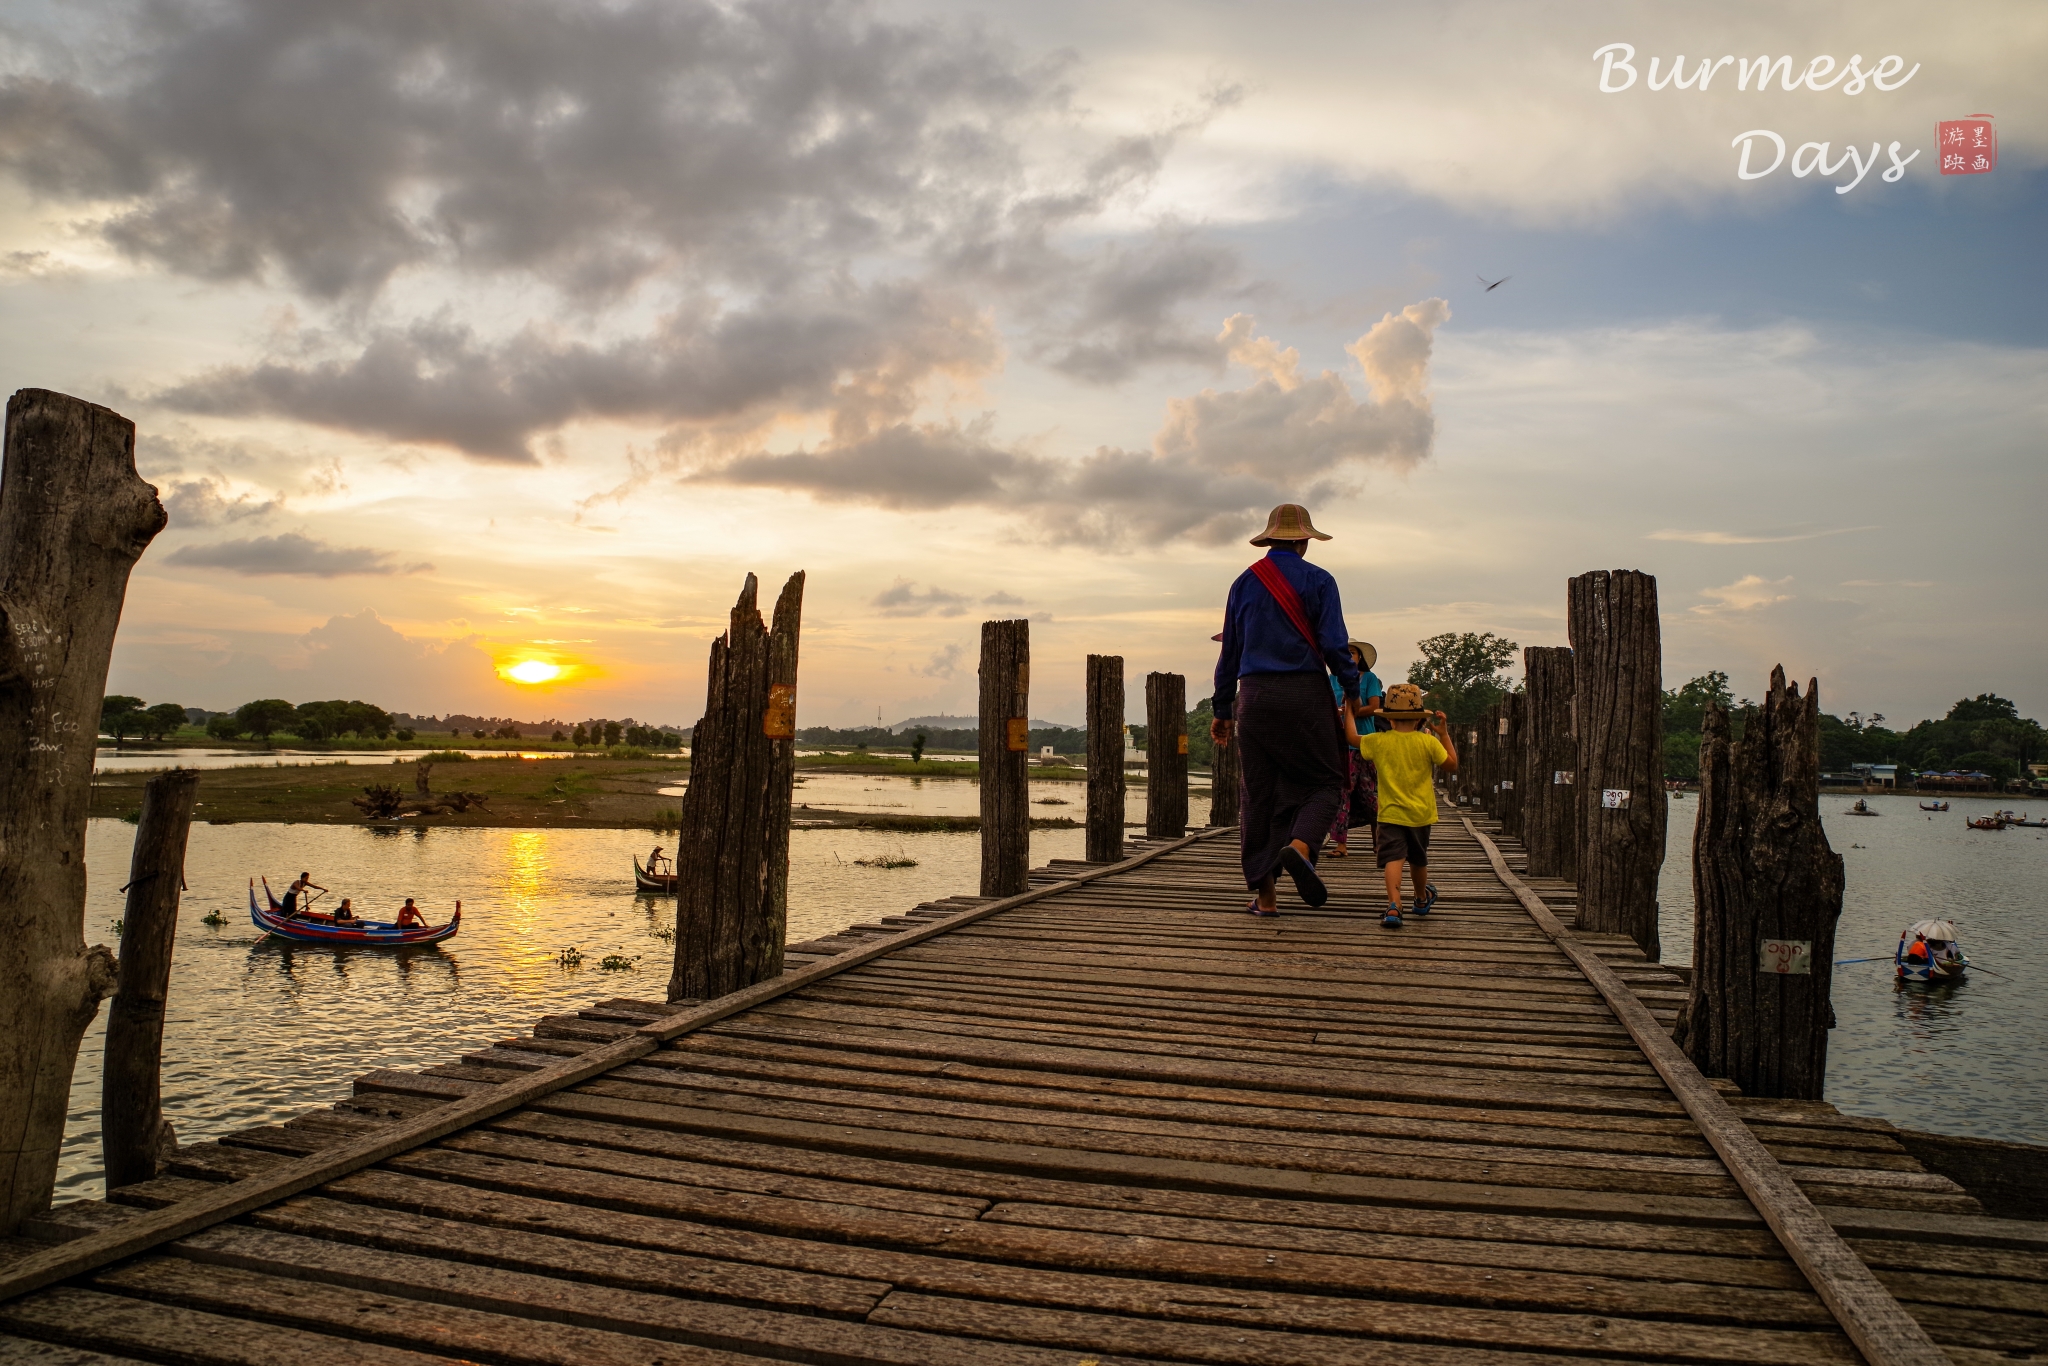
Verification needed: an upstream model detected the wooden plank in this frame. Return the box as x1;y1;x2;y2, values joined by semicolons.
1460;817;1955;1366
0;1284;451;1365
0;1338;150;1366
0;830;1228;1306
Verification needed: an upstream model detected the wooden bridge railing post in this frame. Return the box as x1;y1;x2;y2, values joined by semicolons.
1521;646;1579;881
1499;692;1525;840
1678;668;1844;1099
668;571;805;1003
1569;569;1667;958
1084;655;1125;863
979;620;1031;896
1478;702;1500;820
103;768;198;1189
1145;672;1188;839
0;389;164;1234
1208;704;1240;829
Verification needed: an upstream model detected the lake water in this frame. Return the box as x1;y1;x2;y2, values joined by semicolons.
54;782;2038;1200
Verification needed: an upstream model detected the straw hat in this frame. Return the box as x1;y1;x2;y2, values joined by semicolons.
1250;504;1331;546
1349;640;1378;670
1380;682;1431;719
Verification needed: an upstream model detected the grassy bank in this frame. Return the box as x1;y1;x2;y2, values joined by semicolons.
89;756;687;829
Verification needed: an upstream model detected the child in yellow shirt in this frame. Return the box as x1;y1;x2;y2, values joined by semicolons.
1356;683;1460;928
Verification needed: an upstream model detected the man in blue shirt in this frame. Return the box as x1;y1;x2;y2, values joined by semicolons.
1210;504;1358;915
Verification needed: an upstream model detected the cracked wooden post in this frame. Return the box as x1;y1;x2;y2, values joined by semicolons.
1521;646;1579;882
1145;672;1188;839
103;767;199;1189
979;620;1030;897
1208;703;1240;830
667;571;804;1003
1084;654;1124;863
0;389;165;1233
1569;569;1667;958
1497;694;1525;838
1679;668;1844;1100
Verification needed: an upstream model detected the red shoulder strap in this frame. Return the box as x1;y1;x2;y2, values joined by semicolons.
1248;557;1325;663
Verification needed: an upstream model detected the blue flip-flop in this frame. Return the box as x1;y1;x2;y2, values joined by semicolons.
1278;846;1329;908
1247;898;1279;918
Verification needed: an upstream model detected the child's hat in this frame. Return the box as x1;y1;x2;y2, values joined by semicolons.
1381;682;1430;719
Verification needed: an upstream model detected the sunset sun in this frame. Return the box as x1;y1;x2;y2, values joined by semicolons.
505;660;562;685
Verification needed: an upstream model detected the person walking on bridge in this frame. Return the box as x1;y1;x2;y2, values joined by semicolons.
1210;504;1361;916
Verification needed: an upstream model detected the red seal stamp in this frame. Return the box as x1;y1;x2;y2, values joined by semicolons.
1937;116;1996;175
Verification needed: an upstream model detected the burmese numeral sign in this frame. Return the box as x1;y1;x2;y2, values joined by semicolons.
1554;770;1573;785
1939;117;1996;175
1176;734;1189;755
1501;779;1514;790
1005;717;1030;752
762;683;796;739
1759;939;1813;975
1601;788;1631;809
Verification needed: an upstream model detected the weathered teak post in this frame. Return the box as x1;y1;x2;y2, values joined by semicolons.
1458;726;1479;806
979;620;1030;896
1208;709;1240;830
1521;646;1579;881
1084;655;1124;863
1678;668;1844;1099
103;768;199;1189
668;571;804;1003
0;389;165;1233
1145;672;1188;839
1499;693;1525;839
1477;702;1499;819
1569;569;1666;958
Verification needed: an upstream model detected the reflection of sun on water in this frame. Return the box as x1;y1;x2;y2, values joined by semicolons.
500;831;551;991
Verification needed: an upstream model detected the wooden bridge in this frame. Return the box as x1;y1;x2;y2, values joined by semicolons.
3;817;2043;1365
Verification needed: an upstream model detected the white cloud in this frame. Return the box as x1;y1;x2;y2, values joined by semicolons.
1649;526;1876;545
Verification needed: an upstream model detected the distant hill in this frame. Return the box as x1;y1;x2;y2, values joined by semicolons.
889;714;1080;733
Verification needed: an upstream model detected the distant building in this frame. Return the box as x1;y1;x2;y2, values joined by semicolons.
1851;763;1897;788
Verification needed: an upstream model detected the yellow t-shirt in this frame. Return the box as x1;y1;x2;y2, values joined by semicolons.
1358;729;1448;828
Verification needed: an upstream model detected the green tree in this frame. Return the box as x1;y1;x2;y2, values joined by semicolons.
910;730;927;763
1186;696;1216;768
603;720;623;747
100;694;145;750
235;698;295;746
1948;694;2019;724
205;714;243;741
1406;632;1518;724
143;702;189;741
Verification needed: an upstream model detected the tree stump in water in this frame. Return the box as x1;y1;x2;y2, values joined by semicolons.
103;768;198;1189
1145;672;1188;839
1678;669;1844;1100
1569;569;1666;958
1520;646;1578;882
1085;655;1125;863
1209;711;1240;830
0;390;165;1233
667;572;804;1003
979;620;1030;897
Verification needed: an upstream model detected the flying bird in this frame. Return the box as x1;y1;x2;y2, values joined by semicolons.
1477;274;1511;291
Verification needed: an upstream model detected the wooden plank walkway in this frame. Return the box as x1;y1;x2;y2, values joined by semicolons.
4;817;2045;1365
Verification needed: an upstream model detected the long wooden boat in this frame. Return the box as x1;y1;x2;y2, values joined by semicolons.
1918;801;1949;811
634;854;679;894
249;879;460;946
1965;815;2007;831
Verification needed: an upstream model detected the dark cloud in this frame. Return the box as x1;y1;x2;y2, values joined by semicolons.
164;531;431;577
872;580;973;618
161;475;283;527
2;0;1244;462
699;302;1452;545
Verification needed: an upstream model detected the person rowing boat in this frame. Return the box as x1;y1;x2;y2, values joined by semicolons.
281;871;328;917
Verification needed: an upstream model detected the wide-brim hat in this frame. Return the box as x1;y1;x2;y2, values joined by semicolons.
1250;504;1331;546
1349;640;1377;669
1380;681;1431;719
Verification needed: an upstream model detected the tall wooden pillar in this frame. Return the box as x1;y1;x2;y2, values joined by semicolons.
1477;703;1499;820
1678;669;1843;1099
1499;692;1525;839
1521;646;1579;881
979;620;1031;896
1569;569;1666;958
668;571;804;1003
1084;654;1125;863
0;389;164;1234
1145;673;1189;839
103;768;199;1189
1209;710;1240;829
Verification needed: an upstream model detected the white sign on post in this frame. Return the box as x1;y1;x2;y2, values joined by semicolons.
1759;939;1813;975
1501;779;1514;790
1498;717;1509;735
1554;770;1573;785
1601;788;1631;809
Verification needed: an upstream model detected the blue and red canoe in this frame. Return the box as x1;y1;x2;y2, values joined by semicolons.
250;879;461;947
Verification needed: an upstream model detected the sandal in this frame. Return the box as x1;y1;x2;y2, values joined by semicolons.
1278;846;1329;908
1247;898;1279;918
1414;883;1439;916
1329;844;1348;858
1381;904;1403;928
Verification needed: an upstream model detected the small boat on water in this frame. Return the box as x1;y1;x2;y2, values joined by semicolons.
1919;800;1949;812
1895;919;1968;983
2006;812;2048;828
250;879;461;946
1966;814;2007;831
1845;799;1880;816
634;854;679;894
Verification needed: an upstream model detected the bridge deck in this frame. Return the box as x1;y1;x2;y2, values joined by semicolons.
4;819;2044;1365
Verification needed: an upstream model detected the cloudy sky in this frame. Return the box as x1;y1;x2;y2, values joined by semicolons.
2;0;2041;727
